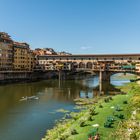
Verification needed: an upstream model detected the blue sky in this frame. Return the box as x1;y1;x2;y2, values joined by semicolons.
0;0;140;54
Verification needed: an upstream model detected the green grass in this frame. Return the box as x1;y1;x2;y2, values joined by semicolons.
66;94;131;140
111;83;140;139
42;82;138;140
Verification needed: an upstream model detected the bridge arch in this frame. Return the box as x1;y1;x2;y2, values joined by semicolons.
86;62;92;69
79;62;86;68
111;72;136;78
71;62;78;69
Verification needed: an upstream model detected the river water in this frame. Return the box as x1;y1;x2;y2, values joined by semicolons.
0;75;130;140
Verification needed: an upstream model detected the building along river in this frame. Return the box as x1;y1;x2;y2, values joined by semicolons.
0;74;133;140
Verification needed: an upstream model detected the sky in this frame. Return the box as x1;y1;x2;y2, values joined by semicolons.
0;0;140;54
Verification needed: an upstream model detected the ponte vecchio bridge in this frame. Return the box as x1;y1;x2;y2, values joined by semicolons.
38;54;140;81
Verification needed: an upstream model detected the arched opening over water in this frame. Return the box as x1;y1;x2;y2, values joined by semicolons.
86;62;92;69
111;73;136;86
71;62;78;69
79;62;85;68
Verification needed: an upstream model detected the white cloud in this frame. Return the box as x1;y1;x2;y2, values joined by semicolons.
80;46;92;50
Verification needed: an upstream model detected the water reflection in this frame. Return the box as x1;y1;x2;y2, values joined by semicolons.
111;79;130;86
0;76;129;140
79;78;125;98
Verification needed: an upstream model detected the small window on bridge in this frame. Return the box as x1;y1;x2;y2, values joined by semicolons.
74;58;76;60
81;58;83;60
139;57;140;60
46;58;48;60
89;58;91;60
59;58;61;60
67;58;69;60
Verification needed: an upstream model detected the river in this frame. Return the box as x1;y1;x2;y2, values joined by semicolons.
0;75;130;140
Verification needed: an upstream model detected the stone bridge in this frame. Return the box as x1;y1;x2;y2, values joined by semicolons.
38;54;140;81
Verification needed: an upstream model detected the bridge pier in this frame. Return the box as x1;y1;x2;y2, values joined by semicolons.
99;71;111;94
99;71;111;82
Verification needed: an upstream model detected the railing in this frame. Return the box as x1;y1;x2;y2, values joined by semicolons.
76;68;92;71
0;70;32;73
75;67;136;73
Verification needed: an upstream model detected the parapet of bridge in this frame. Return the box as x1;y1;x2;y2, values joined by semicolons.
37;54;140;81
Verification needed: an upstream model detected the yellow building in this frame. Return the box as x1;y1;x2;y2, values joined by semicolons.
13;42;35;71
28;50;35;71
0;32;13;71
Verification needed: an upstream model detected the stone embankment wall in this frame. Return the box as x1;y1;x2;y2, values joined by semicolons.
0;71;69;84
0;71;45;84
0;70;92;84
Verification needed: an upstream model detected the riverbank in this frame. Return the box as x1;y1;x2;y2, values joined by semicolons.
111;82;140;140
42;82;140;140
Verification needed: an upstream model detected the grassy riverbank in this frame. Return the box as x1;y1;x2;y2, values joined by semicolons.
42;82;140;140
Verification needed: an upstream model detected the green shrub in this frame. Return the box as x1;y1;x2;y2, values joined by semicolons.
71;129;78;135
108;96;113;100
104;98;110;103
70;113;79;120
88;116;93;121
79;120;87;127
89;107;96;115
99;104;103;108
59;134;69;140
123;100;128;104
